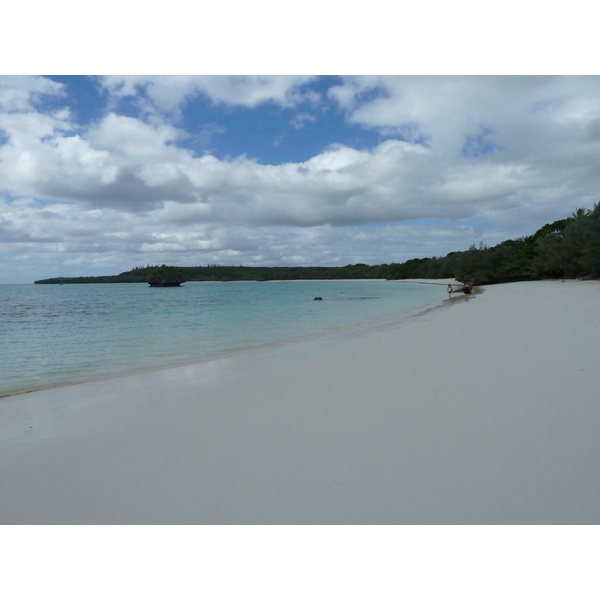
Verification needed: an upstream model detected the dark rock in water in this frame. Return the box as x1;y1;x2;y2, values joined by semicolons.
148;265;185;287
314;296;323;301
149;282;182;287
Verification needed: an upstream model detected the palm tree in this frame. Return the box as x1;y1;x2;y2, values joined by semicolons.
571;207;590;220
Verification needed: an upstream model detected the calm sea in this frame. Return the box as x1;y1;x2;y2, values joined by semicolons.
0;280;445;398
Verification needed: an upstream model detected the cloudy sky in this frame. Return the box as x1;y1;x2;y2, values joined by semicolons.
1;73;600;283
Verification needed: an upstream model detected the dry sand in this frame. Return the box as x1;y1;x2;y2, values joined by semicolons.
1;279;599;524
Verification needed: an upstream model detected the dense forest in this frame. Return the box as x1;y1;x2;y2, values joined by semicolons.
35;203;600;285
388;203;600;283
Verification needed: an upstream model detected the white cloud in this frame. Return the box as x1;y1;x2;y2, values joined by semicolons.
88;113;187;156
290;113;316;129
0;76;64;113
1;106;596;229
329;75;600;155
1;192;496;280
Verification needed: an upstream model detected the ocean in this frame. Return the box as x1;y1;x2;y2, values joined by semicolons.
0;280;446;398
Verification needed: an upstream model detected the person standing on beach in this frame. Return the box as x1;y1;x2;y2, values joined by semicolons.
463;282;472;301
447;284;453;299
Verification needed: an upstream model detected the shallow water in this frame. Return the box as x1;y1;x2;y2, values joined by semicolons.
0;280;445;397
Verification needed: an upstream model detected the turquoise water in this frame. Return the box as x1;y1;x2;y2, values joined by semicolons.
0;280;445;397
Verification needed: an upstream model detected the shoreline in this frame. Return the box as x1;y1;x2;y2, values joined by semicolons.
1;280;449;400
1;279;599;524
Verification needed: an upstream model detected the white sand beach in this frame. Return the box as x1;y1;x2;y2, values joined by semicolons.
1;279;599;524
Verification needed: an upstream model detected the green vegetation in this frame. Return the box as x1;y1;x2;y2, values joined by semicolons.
34;203;600;285
386;203;599;283
34;263;391;284
148;265;186;287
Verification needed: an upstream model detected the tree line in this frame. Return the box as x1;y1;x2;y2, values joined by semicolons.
386;203;599;283
34;203;600;285
35;263;391;284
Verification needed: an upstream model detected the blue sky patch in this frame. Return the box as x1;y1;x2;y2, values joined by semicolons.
46;76;107;125
462;126;500;157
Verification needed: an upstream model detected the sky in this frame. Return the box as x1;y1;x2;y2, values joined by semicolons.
1;74;600;283
1;2;599;284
